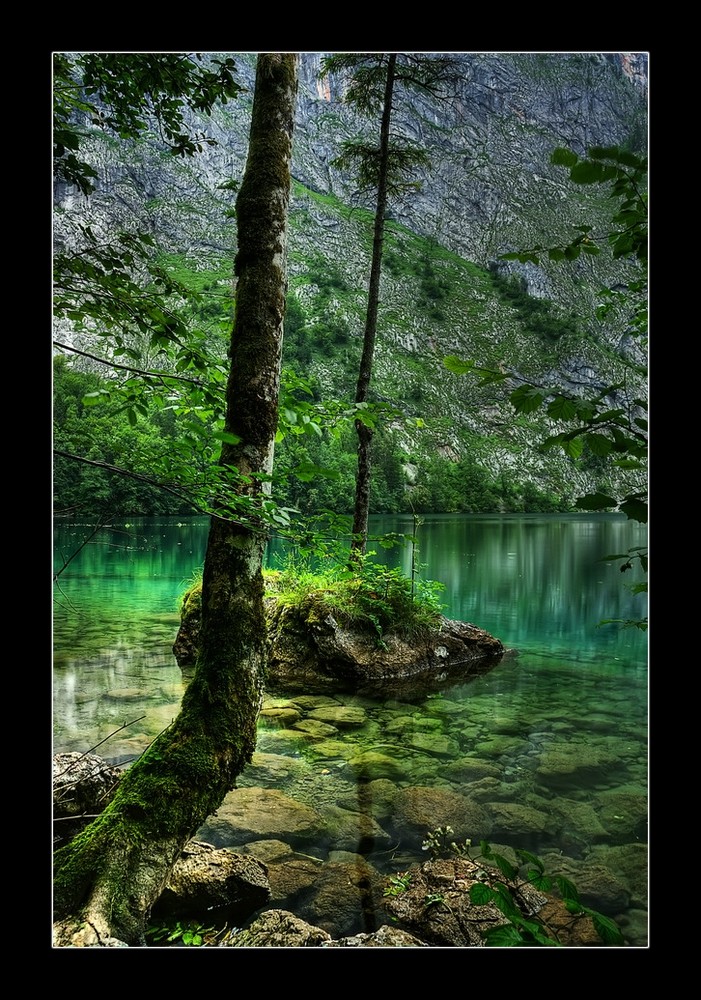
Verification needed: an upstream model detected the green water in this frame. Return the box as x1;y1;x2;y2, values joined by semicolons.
52;513;648;945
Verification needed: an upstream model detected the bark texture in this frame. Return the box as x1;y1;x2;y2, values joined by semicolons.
53;52;299;947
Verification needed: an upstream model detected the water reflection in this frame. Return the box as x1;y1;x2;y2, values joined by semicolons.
53;513;648;945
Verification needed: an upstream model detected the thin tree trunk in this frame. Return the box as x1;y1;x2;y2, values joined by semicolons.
350;54;396;562
53;53;299;947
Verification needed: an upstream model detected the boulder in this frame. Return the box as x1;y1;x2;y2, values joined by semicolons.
383;857;602;947
322;925;428;947
53;752;122;847
222;909;333;947
293;857;387;939
174;587;504;697
153;840;270;924
265;604;504;696
222;909;428;947
195;786;326;849
391;785;493;847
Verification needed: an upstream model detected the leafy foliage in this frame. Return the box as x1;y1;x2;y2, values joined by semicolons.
383;871;413;897
266;547;446;644
54;52;242;196
333;138;431;200
501;146;647;266
420;827;624;947
145;918;224;947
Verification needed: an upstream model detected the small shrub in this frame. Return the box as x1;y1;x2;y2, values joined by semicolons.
420;827;625;947
267;550;445;644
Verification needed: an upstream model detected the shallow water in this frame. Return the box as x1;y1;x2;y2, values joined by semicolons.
53;513;648;946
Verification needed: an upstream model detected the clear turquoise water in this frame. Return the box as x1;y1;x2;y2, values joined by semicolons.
53;513;648;945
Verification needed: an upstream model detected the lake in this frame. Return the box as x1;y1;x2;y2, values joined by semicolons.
52;512;648;946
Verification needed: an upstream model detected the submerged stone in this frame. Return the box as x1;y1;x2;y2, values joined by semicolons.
196;787;325;848
392;785;493;846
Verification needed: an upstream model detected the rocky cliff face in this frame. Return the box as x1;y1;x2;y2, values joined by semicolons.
54;52;647;506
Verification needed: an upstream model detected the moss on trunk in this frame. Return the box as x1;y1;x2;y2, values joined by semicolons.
53;53;299;947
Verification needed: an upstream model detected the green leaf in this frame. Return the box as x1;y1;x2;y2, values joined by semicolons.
492;854;518;880
492;884;522;921
443;355;474;375
619;497;648;523
212;430;242;445
546;395;578;421
554;876;580;902
510;385;546;414
550;147;579;167
584;432;613;457
514;848;544;872
575;491;617;511
499;251;541;265
469;883;495;905
82;390;111;406
591;912;625;946
561;436;584;460
528;872;552;892
570;161;617;184
482;925;525;947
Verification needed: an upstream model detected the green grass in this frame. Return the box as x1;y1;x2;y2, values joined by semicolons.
265;553;446;644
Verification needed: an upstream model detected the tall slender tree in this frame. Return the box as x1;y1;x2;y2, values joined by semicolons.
53;52;299;947
321;54;458;560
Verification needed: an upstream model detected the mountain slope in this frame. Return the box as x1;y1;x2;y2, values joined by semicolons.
53;52;648;515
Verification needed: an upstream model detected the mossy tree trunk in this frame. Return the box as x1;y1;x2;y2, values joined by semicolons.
53;53;299;948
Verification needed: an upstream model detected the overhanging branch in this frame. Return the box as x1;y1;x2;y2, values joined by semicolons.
53;341;207;386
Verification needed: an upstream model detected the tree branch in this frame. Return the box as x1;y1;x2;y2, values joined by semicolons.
53;449;201;508
52;342;208;386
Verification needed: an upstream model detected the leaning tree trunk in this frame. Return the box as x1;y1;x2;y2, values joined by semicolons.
350;53;396;562
53;53;299;948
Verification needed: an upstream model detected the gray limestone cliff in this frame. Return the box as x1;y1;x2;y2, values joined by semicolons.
53;52;647;504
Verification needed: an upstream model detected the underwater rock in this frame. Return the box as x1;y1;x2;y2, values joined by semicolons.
195;786;326;849
392;785;493;847
539;852;631;915
318;803;393;853
294;857;387;939
534;739;625;788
